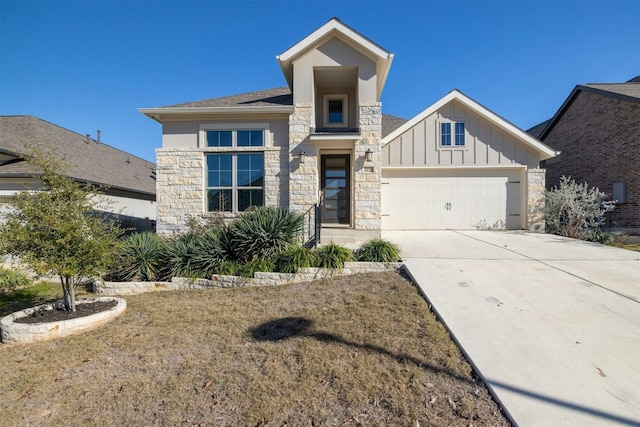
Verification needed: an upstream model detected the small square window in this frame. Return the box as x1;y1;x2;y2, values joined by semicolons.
323;94;348;128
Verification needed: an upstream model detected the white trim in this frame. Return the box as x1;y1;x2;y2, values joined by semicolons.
382;89;559;160
382;165;527;171
322;94;349;128
139;106;294;122
310;133;361;141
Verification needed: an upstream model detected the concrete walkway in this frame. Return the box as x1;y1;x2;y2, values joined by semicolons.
383;230;640;427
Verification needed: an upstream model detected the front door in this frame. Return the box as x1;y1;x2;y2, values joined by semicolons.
321;154;350;225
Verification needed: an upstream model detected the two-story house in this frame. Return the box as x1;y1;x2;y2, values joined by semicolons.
140;18;556;243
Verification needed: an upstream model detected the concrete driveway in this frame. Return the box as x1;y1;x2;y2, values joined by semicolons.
383;230;640;426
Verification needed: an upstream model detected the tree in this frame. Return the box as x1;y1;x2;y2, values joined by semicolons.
0;149;123;312
543;176;608;241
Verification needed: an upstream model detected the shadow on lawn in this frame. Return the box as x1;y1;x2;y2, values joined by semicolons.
0;288;55;317
249;317;640;427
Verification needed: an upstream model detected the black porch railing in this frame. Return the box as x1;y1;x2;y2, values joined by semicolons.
300;203;321;248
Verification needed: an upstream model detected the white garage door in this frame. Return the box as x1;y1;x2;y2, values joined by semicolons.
382;169;523;230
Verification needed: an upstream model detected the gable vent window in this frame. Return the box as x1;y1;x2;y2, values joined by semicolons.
440;122;465;147
323;94;348;128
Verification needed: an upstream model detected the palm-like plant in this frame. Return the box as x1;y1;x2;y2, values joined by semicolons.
229;207;304;261
112;232;163;281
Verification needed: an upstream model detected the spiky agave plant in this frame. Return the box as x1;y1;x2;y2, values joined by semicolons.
229;207;304;261
112;231;163;281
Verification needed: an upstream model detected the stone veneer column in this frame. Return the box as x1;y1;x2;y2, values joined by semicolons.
155;148;204;235
288;104;317;214
354;102;382;230
527;168;546;232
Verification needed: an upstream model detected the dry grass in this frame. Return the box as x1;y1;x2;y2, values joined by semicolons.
0;272;509;426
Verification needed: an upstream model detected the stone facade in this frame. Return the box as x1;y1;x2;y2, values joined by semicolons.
155;148;204;235
527;168;546;232
287;104;317;213
354;103;382;230
542;90;640;229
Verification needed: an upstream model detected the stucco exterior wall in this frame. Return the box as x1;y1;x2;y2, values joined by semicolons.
542;91;640;229
382;100;540;169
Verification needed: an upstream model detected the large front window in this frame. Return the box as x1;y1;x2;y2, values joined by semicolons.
206;153;264;212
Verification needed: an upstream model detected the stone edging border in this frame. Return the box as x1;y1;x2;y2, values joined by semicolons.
1;297;126;344
95;262;404;295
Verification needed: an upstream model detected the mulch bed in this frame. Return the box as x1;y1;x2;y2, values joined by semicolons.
13;300;117;324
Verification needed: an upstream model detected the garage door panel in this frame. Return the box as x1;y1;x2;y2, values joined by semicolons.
382;170;522;230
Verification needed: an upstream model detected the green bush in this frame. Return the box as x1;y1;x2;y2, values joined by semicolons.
229;207;303;261
236;258;275;278
274;246;317;273
544;176;608;241
216;261;241;276
0;267;32;290
111;232;163;281
315;242;354;269
160;231;200;278
356;238;401;262
189;228;229;278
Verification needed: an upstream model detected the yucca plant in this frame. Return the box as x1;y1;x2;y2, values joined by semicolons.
229;207;304;261
189;227;228;278
315;242;354;269
159;231;200;278
274;246;317;273
111;231;163;281
356;238;401;262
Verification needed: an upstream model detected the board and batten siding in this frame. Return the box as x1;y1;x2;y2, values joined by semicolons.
382;100;539;168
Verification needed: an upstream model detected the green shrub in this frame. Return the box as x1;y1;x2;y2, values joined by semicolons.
189;228;229;278
544;176;608;241
236;258;275;278
160;231;200;278
315;242;354;269
274;246;317;273
216;261;241;276
356;238;401;262
111;232;163;281
0;267;32;290
229;207;303;261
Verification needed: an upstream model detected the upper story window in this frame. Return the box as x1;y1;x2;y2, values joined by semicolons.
440;122;465;147
206;129;264;147
323;94;348;128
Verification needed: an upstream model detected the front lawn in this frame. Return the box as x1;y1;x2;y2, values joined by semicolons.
0;271;509;426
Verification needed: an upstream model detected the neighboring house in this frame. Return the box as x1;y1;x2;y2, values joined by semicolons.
530;77;640;231
140;18;556;242
0;115;157;231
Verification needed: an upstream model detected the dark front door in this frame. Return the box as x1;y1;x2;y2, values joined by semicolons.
321;154;350;225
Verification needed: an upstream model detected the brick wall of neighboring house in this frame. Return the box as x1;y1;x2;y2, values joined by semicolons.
542;91;640;229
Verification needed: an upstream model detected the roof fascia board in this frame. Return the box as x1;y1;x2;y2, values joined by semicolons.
139;106;295;121
538;84;640;140
383;90;558;160
277;19;391;63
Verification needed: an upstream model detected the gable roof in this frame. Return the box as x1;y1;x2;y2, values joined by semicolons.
0;116;156;198
276;18;394;100
382;89;558;160
140;87;406;137
536;77;640;140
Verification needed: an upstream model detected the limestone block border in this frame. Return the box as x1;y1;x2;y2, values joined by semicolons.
1;297;126;344
95;262;404;296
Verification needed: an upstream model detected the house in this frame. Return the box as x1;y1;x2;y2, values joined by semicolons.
530;77;640;231
0;115;157;231
140;18;556;243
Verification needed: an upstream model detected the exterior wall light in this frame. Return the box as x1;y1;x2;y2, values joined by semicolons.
299;151;306;164
365;148;373;162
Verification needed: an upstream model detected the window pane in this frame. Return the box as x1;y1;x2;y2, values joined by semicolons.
237;153;264;187
238;189;263;211
455;122;465;146
207;189;232;212
206;130;232;147
441;123;451;146
237;130;264;147
328;99;343;123
207;155;232;187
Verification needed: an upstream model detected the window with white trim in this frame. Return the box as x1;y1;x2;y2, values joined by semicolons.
323;94;348;128
203;127;266;212
440;122;465;147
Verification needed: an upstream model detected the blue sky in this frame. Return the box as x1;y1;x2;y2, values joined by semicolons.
1;0;639;163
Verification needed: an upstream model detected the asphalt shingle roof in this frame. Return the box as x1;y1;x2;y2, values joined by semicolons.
0;116;156;197
584;82;640;100
161;87;407;138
